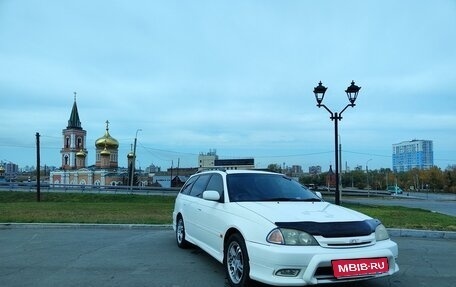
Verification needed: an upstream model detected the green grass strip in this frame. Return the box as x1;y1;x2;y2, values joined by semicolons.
1;191;454;231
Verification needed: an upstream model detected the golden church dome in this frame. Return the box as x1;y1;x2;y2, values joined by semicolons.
127;151;134;159
76;149;86;157
100;147;111;156
95;120;119;149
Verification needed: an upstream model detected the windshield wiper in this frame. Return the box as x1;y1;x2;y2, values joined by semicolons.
300;198;322;202
263;197;294;202
262;197;321;202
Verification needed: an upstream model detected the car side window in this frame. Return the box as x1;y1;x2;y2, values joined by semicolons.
180;175;198;195
189;174;211;198
205;174;224;202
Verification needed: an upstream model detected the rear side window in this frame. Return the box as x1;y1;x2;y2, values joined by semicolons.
180;175;198;195
189;174;212;197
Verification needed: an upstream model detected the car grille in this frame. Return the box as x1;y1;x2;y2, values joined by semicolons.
314;266;376;282
314;234;375;249
325;240;373;247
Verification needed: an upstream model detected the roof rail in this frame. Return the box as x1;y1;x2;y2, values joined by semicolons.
196;167;227;173
251;168;279;173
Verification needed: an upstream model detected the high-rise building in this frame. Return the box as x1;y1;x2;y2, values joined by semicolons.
308;166;322;175
0;161;18;181
392;140;433;172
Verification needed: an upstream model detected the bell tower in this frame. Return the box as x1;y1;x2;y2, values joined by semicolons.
61;92;88;170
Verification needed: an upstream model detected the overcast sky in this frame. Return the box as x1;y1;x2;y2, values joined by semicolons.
1;0;455;171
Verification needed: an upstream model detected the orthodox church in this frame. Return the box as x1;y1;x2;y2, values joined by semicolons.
50;95;137;186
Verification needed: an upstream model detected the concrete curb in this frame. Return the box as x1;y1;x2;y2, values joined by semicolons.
1;223;455;240
0;223;172;230
388;228;456;240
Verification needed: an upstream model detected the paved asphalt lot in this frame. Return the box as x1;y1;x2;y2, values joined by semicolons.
0;226;455;287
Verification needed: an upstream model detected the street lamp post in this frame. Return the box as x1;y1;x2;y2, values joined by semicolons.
366;158;372;190
130;129;142;192
313;81;361;205
366;158;372;197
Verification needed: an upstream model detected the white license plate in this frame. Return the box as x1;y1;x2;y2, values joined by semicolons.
332;257;389;278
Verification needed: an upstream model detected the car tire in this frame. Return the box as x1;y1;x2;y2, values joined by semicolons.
176;216;189;249
224;233;251;287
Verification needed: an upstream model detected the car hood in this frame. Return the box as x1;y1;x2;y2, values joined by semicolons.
235;201;371;224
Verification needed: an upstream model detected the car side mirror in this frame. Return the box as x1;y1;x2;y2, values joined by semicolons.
203;190;221;201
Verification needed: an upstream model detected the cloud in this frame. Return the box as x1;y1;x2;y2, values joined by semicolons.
1;0;455;170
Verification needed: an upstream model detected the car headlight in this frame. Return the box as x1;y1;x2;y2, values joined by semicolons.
267;228;318;246
375;224;390;241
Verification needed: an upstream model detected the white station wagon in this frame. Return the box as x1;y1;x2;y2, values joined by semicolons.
172;169;399;286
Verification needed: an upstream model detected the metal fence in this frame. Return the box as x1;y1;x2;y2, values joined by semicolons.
0;182;180;197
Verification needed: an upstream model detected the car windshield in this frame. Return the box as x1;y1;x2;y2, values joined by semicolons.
227;173;321;202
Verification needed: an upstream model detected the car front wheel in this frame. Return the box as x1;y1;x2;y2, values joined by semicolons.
224;233;250;287
176;216;189;248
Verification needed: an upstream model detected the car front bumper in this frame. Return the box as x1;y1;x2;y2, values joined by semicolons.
246;239;399;286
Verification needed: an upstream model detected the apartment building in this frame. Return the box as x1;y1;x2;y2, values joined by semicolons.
392;139;433;172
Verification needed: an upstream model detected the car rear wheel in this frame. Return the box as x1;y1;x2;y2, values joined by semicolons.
176;216;189;248
224;233;250;287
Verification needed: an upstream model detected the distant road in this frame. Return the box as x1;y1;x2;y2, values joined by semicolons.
342;191;456;217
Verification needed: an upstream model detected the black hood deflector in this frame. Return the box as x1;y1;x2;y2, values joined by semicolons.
275;219;381;238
